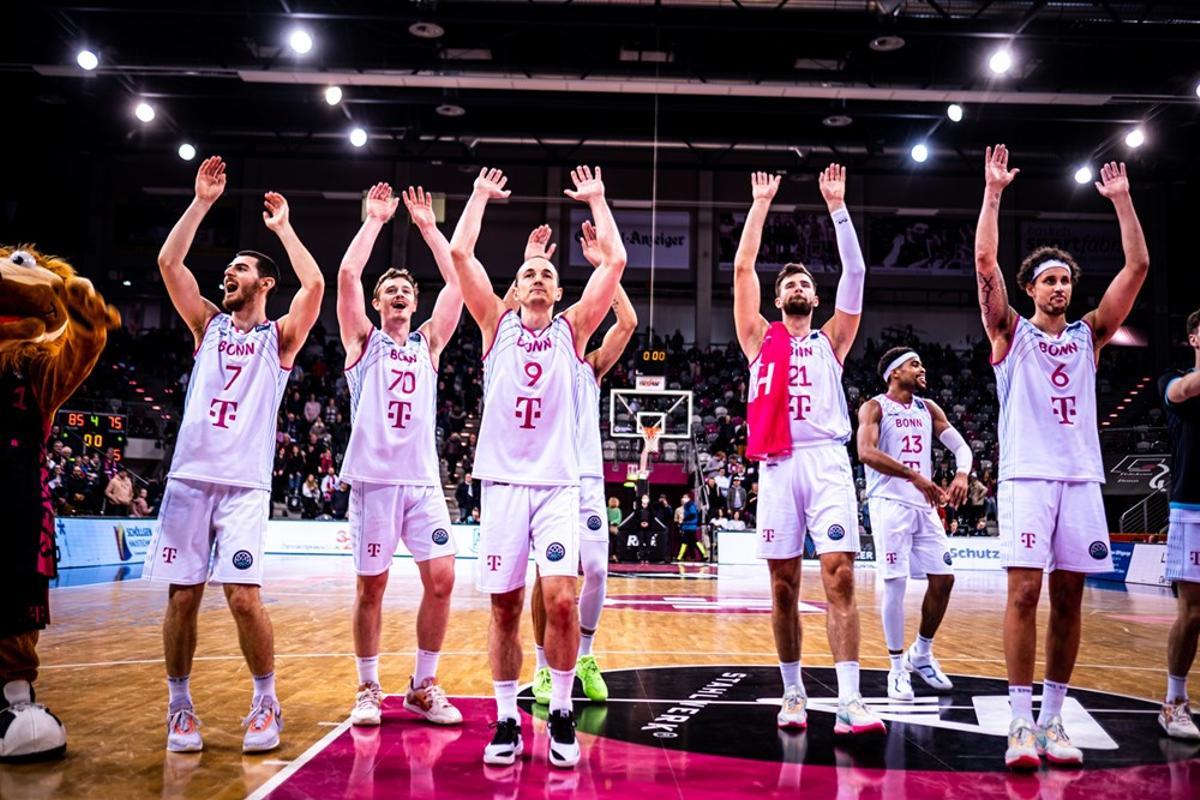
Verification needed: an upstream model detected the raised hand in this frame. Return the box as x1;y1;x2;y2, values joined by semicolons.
984;144;1020;191
563;165;605;203
818;163;846;206
472;167;511;200
579;220;602;268
1094;161;1130;200
524;224;557;261
364;182;400;223
195;156;226;204
262;192;290;233
750;171;781;202
401;185;436;228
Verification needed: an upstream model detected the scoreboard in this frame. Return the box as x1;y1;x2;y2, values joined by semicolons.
57;410;128;460
639;347;667;375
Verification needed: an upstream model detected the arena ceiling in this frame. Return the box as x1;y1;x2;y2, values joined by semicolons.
8;1;1200;175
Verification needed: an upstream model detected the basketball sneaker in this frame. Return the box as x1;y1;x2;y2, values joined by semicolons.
351;681;383;726
888;668;915;702
1035;715;1083;766
166;704;203;753
403;676;462;725
242;696;283;754
1158;701;1200;740
776;687;807;730
577;655;609;702
0;681;67;762
547;709;580;768
1004;718;1041;770
833;693;887;735
533;666;552;705
903;646;954;691
483;718;523;766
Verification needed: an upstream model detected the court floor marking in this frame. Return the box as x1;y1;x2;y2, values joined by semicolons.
244;717;352;800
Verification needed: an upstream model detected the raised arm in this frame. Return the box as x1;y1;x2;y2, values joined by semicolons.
1167;372;1200;405
406;186;464;364
732;172;776;361
927;399;971;508
268;192;326;365
856;399;945;507
562;166;628;351
449;168;509;343
337;182;398;365
579;220;638;379
817;164;866;362
975;145;1019;361
1082;162;1150;350
157;155;223;344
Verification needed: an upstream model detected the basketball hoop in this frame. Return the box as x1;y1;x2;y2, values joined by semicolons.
641;424;662;455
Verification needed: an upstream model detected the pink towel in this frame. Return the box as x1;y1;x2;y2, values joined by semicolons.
746;322;792;461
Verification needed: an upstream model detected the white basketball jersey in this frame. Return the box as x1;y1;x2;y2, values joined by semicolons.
865;393;933;507
169;314;289;490
994;316;1103;482
747;330;851;449
474;311;581;486
340;328;440;486
575;360;604;479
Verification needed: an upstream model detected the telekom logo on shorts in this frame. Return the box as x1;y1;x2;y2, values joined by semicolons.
515;397;542;429
761;529;774;542
886;553;898;564
367;543;381;558
1021;532;1037;548
162;546;178;564
1190;551;1200;566
487;555;502;571
209;398;239;428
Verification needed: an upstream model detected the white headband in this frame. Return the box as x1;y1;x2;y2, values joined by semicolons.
1031;258;1071;281
883;351;920;382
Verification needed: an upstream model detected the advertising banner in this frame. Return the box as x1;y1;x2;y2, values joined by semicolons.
568;209;691;270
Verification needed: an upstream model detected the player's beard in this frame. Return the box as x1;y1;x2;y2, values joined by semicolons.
222;285;251;312
782;296;812;317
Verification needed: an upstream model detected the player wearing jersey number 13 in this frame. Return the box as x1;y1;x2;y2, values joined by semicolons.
975;145;1150;769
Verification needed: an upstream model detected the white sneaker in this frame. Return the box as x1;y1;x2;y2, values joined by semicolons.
834;693;886;735
776;687;808;730
888;669;915;702
483;718;523;766
1159;701;1200;740
351;681;383;727
403;676;463;725
903;647;954;691
1036;715;1082;766
1005;718;1040;770
0;682;67;762
242;696;283;754
166;705;203;753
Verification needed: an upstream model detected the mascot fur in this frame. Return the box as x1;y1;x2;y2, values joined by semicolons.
0;245;119;761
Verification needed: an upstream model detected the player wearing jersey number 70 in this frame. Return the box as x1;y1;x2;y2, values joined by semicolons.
450;166;627;770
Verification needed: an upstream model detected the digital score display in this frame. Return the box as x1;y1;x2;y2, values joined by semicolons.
57;410;127;460
639;348;668;376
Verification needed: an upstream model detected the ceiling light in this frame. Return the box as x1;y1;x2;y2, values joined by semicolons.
134;101;155;123
988;48;1013;75
324;85;343;105
349;127;367;148
178;143;196;161
122;279;132;287
869;35;905;52
910;143;929;163
946;103;963;122
1195;81;1200;98
76;49;99;71
822;114;852;128
1125;127;1145;148
1073;165;1092;184
408;21;445;39
436;103;466;117
288;28;314;55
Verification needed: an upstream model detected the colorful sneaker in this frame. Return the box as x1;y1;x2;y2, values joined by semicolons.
533;666;552;706
1159;701;1200;740
1005;718;1041;770
834;693;886;735
483;718;523;766
776;687;807;730
403;677;463;725
351;681;383;727
242;696;283;754
577;655;609;702
888;668;915;702
547;709;580;768
903;647;954;691
166;705;203;753
1036;715;1083;766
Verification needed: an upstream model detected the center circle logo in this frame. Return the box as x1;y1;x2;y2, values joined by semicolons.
943;552;953;566
587;515;603;531
1089;541;1109;559
827;524;845;541
431;528;450;545
232;550;254;570
545;542;566;562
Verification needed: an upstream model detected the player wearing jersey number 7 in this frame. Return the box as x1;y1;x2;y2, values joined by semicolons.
974;146;1150;770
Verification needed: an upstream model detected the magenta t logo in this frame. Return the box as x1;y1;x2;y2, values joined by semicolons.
387;400;413;429
1050;396;1077;425
761;528;775;542
886;553;898;564
208;398;239;429
1020;532;1037;549
514;396;543;429
162;546;178;564
487;554;502;571
367;543;381;558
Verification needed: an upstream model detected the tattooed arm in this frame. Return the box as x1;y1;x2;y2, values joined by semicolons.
975;144;1018;362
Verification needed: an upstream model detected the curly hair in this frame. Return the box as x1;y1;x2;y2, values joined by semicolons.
1015;246;1081;288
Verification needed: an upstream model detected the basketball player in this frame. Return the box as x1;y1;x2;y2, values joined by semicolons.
145;156;325;753
450;166;626;768
336;184;464;727
735;166;885;735
1159;309;1200;739
974;146;1149;768
857;348;972;701
527;220;638;707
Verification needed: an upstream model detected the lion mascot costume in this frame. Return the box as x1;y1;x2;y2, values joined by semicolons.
0;245;119;761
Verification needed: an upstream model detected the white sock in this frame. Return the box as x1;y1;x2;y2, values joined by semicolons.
1009;685;1033;722
1167;673;1189;704
881;578;907;653
888;653;903;672
356;655;380;685
534;645;548;672
252;671;276;702
167;675;192;709
913;633;934;660
578;632;595;658
414;649;440;686
1037;680;1068;726
494;680;519;722
834;661;860;703
779;660;804;694
549;667;575;713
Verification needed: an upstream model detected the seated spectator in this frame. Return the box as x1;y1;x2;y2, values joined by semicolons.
301;474;321;519
104;467;134;516
331;481;351;520
131;487;154;518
